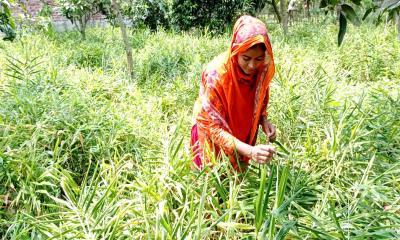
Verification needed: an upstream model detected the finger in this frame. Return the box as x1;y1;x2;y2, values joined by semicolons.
271;133;276;140
255;158;264;164
263;125;269;135
258;146;275;155
260;144;275;152
269;132;276;141
271;129;276;136
257;150;271;159
270;128;276;137
256;151;270;159
267;147;276;154
262;153;275;163
255;157;267;164
268;126;276;136
266;124;272;134
258;144;271;151
268;123;275;131
257;155;271;164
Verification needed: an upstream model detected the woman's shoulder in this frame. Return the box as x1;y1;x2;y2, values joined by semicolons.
202;52;229;84
204;52;228;76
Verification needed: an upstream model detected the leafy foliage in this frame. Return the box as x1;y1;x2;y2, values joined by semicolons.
170;0;266;32
125;0;169;30
368;0;400;23
319;0;362;46
0;0;16;41
0;22;399;238
99;0;170;30
57;0;107;38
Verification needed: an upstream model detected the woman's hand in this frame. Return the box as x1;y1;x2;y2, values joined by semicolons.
262;119;276;142
250;144;275;164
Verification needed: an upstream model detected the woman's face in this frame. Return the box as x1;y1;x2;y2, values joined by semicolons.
237;45;267;75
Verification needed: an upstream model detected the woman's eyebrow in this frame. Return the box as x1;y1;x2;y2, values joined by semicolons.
242;54;265;58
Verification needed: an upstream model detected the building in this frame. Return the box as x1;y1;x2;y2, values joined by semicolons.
11;0;107;31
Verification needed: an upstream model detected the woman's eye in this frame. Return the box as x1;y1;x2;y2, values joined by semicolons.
243;57;250;61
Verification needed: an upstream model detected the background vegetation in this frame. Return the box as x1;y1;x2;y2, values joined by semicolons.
0;1;400;239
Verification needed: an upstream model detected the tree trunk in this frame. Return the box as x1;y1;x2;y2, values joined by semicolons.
397;12;400;41
76;21;85;40
112;0;134;79
76;15;89;40
80;28;86;40
336;5;341;22
280;0;288;35
270;0;282;23
306;0;311;18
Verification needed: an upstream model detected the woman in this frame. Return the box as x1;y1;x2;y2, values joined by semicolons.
191;15;276;171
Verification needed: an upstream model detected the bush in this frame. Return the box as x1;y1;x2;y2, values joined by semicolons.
101;0;170;30
0;0;16;41
67;42;106;68
170;0;265;32
124;0;169;30
102;0;264;32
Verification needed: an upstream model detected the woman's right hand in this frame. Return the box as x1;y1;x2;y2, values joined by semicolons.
250;144;275;164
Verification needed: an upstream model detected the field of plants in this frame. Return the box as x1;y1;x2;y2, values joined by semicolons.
0;20;399;239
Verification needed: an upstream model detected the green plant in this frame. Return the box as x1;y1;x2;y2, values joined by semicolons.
0;21;399;239
0;0;16;41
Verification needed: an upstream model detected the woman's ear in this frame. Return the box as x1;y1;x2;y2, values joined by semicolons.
264;54;271;65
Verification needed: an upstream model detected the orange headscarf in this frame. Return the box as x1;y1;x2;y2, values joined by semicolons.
225;16;275;145
193;15;275;169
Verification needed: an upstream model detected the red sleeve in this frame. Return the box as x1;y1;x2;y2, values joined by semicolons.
196;71;237;155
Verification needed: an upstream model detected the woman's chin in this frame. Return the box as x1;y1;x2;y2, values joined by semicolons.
245;70;256;75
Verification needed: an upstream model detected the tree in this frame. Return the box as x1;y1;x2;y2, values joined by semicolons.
170;0;266;32
319;0;362;46
110;0;133;78
319;0;400;44
268;0;282;22
365;0;400;41
125;0;169;30
280;0;289;34
397;10;400;40
57;0;105;39
0;0;16;41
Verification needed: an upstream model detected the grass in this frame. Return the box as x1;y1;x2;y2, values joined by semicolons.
0;20;399;239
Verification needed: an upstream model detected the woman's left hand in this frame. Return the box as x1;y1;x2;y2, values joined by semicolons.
262;119;276;142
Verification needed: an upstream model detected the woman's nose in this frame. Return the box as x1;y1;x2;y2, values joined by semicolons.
249;61;255;70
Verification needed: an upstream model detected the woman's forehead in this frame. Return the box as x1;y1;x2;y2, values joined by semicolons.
241;47;266;58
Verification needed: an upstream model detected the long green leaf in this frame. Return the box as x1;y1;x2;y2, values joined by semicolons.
341;4;361;26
